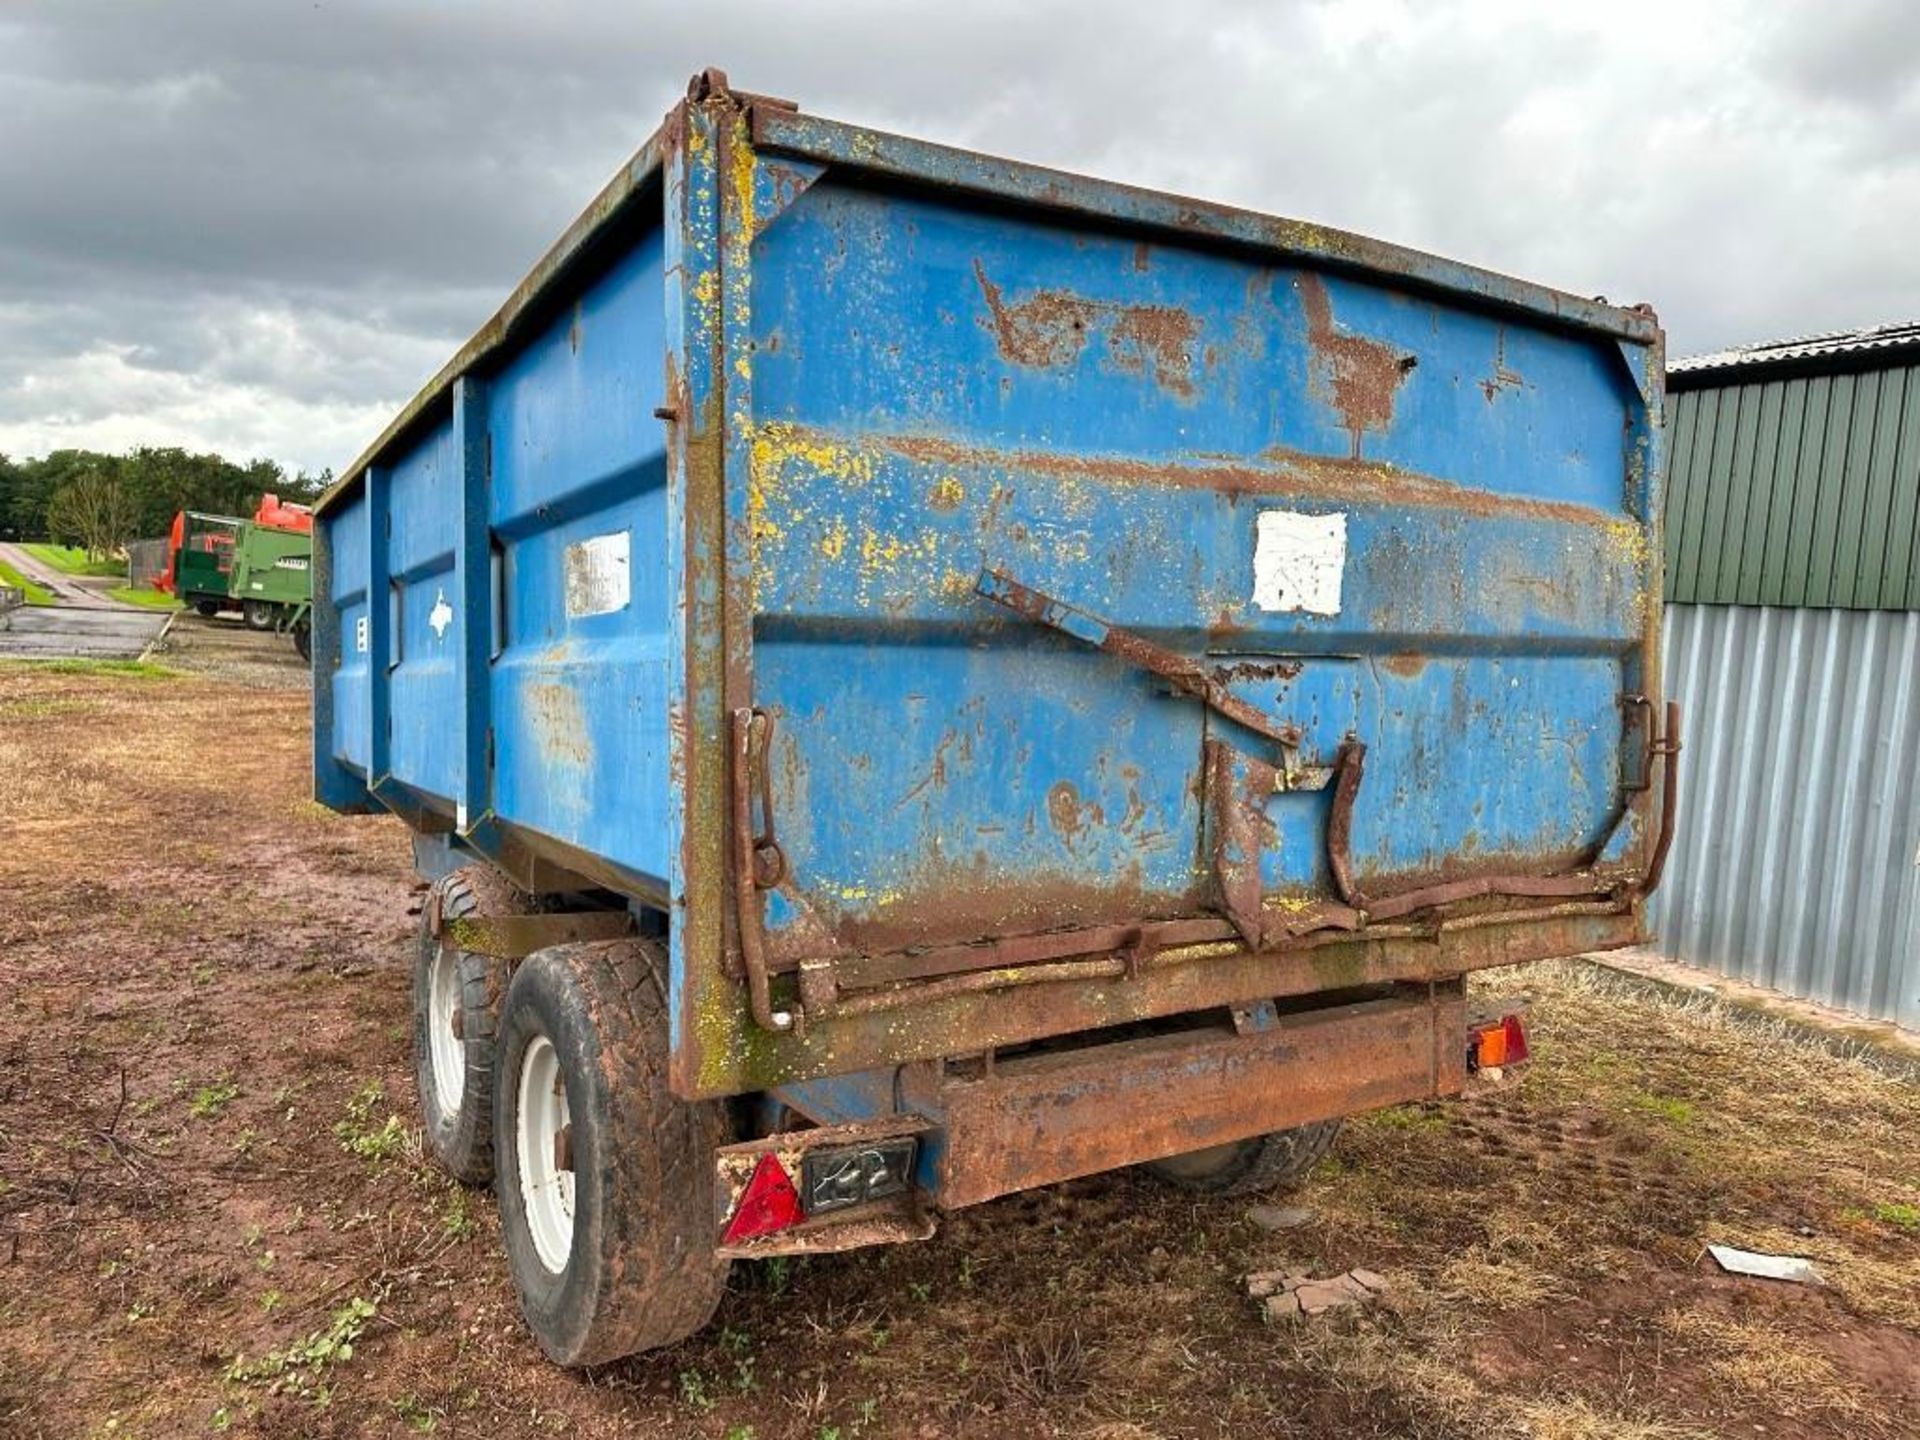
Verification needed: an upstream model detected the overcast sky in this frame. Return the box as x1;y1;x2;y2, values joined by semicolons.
3;0;1917;476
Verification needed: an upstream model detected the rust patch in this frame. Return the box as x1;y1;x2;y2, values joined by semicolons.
875;428;1616;529
1381;653;1426;677
1109;305;1199;396
764;159;815;215
1045;780;1103;841
1297;273;1413;457
1211;658;1304;683
972;261;1198;396
973;260;1098;368
811;856;1194;960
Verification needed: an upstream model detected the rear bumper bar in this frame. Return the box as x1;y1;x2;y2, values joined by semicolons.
926;987;1466;1208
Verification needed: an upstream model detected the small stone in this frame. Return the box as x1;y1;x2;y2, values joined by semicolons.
1262;1291;1303;1322
1292;1279;1349;1314
1245;1269;1290;1299
1248;1269;1390;1319
1247;1204;1314;1232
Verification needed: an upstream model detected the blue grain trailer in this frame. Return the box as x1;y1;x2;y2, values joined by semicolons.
313;70;1677;1364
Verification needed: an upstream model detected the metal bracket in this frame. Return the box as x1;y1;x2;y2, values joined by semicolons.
1634;699;1683;898
975;568;1295;743
1207;736;1364;950
732;707;797;1034
437;910;635;959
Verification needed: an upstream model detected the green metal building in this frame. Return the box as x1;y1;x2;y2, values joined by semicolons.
1665;322;1920;609
1653;323;1920;1029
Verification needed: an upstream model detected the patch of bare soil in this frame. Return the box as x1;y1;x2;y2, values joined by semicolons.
1;660;1915;1439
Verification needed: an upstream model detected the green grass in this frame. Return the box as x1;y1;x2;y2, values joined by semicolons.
0;657;176;679
106;584;181;610
188;1079;240;1119
1870;1201;1920;1234
21;542;124;577
1626;1091;1698;1126
0;558;55;606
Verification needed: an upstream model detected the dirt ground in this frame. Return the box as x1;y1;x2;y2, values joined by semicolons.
142;613;310;689
2;659;1917;1440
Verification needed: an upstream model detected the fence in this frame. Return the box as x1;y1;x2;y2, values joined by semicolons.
125;537;169;590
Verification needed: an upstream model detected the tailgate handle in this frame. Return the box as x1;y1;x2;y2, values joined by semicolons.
974;568;1294;744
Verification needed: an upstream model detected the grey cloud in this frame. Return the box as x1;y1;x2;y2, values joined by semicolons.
2;0;1917;474
1758;0;1920;108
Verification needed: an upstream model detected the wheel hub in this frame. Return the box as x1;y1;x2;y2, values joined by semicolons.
516;1034;575;1272
426;946;465;1113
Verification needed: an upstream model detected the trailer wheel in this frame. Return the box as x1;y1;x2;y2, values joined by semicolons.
292;622;311;662
243;599;277;630
193;598;220;618
413;867;524;1184
1144;1119;1343;1196
494;939;731;1366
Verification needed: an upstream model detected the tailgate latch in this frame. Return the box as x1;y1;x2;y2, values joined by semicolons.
731;706;797;1033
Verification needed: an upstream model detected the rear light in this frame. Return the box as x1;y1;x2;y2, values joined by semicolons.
719;1135;920;1245
721;1153;803;1244
1468;1013;1530;1072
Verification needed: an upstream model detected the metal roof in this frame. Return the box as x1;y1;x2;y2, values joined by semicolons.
1671;321;1920;386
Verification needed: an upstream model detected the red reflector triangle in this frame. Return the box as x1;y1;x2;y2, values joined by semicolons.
723;1152;804;1244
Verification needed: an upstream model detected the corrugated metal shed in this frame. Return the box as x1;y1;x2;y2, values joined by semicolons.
1648;603;1920;1029
1654;327;1920;1029
1664;329;1920;610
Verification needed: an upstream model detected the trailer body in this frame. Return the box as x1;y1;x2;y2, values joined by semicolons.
314;79;1671;1245
229;520;312;613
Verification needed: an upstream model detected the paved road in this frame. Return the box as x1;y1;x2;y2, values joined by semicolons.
0;541;126;609
0;605;169;660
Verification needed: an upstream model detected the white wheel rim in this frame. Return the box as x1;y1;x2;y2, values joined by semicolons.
516;1034;574;1272
426;945;465;1113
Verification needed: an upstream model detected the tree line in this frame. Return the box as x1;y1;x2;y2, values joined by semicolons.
0;447;329;557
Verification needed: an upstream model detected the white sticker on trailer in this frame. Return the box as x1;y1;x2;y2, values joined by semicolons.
1252;510;1347;616
564;531;631;618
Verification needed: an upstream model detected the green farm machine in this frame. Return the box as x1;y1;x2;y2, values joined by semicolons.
158;494;313;657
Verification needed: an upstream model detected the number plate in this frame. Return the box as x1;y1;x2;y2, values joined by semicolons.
799;1137;918;1215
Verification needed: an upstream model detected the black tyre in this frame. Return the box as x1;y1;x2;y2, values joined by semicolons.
292;622;311;662
494;938;732;1366
192;598;220;618
1144;1119;1343;1196
243;599;277;630
413;867;523;1184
